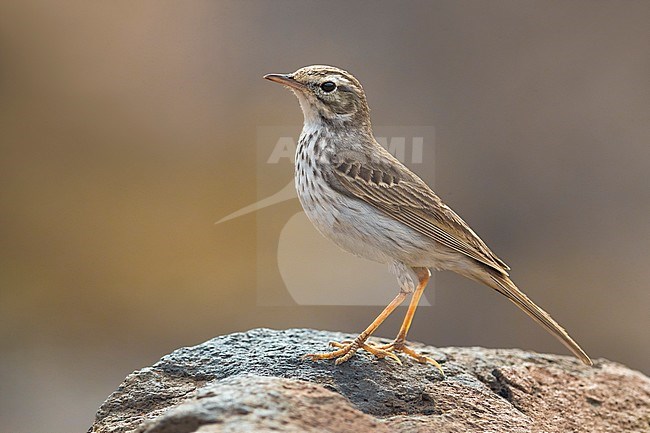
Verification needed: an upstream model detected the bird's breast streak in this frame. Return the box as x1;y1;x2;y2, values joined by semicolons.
294;132;428;264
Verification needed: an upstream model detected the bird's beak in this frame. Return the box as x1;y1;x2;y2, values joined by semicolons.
263;73;306;91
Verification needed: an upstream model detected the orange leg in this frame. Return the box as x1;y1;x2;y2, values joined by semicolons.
304;290;409;365
395;267;430;344
304;267;443;374
372;268;444;374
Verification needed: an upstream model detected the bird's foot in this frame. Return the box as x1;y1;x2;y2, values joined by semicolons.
370;339;444;375
303;338;402;365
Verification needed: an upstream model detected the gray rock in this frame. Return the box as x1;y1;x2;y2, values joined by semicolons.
89;328;650;433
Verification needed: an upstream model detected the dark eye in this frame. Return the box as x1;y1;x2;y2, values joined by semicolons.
320;81;336;92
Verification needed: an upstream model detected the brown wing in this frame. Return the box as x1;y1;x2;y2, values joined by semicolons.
326;154;510;275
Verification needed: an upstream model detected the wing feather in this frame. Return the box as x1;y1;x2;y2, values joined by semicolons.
327;157;510;274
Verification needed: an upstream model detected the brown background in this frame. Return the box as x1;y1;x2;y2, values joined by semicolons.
1;2;649;432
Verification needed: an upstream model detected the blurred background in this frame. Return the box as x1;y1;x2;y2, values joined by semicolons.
1;1;649;432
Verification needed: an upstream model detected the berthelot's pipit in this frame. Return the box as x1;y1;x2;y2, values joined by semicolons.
264;65;592;372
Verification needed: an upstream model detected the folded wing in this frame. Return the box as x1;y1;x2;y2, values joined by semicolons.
326;154;510;275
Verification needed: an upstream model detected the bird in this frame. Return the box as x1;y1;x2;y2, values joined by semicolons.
263;65;593;372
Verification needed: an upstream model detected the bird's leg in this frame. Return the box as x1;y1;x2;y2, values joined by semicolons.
372;268;444;374
393;268;430;347
303;290;409;365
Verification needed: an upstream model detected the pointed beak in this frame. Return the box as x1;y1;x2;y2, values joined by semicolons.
263;73;306;91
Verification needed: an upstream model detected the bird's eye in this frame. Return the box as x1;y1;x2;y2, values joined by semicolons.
320;81;336;93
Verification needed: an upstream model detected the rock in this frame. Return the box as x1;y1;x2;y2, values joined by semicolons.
89;328;650;433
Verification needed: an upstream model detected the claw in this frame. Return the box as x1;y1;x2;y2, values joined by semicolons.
302;344;351;361
304;338;442;374
369;341;445;376
425;357;445;376
328;340;352;348
359;342;402;364
398;345;445;375
305;340;359;364
305;338;392;365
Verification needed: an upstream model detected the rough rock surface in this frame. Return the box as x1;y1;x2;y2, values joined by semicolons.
90;328;650;433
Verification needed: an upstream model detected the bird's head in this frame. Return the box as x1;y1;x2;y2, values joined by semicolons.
264;65;370;128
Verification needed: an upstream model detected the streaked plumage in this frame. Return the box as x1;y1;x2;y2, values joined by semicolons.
265;65;592;369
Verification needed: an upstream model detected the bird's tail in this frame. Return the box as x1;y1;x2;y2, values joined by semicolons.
471;269;593;366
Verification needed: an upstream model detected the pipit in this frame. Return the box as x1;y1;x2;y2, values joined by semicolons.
264;65;592;372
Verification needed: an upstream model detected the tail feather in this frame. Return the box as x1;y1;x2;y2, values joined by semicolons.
479;271;593;366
